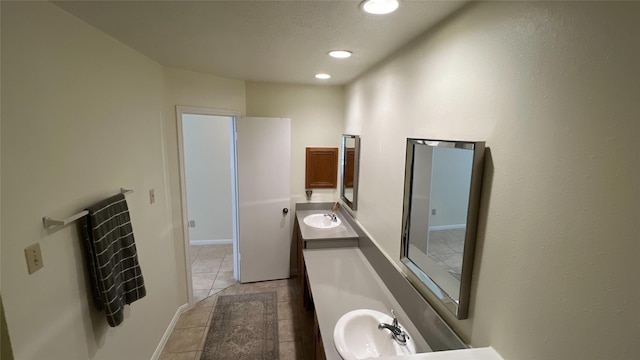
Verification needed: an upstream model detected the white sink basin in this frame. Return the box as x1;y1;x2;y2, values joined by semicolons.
334;309;416;360
303;213;342;229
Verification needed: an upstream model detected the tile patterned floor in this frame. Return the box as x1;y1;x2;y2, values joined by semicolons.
160;244;313;360
427;229;465;279
189;244;236;303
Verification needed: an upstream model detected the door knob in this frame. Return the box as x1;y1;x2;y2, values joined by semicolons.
282;208;289;214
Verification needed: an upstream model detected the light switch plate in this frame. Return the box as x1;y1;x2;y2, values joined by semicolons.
149;189;155;204
25;243;44;274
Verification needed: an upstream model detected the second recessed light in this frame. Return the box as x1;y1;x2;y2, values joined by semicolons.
315;73;331;80
361;0;399;15
329;50;353;59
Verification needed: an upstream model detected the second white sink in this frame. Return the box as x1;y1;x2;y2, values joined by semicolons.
303;213;342;229
333;309;416;359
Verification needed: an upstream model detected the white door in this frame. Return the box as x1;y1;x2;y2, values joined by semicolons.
236;117;291;283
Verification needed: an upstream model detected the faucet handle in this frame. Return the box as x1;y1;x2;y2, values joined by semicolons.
390;309;398;327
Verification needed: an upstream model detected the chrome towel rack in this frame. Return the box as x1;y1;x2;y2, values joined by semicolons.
42;188;133;228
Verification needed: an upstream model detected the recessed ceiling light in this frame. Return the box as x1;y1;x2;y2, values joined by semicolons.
361;0;399;15
328;50;353;59
315;73;332;80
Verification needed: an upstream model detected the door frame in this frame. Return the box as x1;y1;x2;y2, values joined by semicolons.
175;105;239;306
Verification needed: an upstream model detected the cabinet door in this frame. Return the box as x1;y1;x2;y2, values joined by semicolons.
313;311;326;360
305;147;338;188
296;226;305;299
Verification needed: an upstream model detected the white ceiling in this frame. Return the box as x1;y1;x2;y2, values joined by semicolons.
53;0;468;85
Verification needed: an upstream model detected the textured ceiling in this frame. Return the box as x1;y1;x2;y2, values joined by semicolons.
53;0;468;85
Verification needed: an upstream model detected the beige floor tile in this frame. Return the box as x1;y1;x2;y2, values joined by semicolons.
218;243;233;253
279;340;303;360
220;255;234;270
214;286;245;296
277;301;298;320
192;290;210;303
212;271;237;289
159;351;198;360
190;246;201;262
215;270;234;280
163;327;206;353
193;294;217;309
191;258;223;274
199;326;211;349
252;279;284;290
276;286;295;302
176;307;212;328
232;281;263;292
278;318;299;342
196;247;227;260
208;288;225;297
192;273;216;290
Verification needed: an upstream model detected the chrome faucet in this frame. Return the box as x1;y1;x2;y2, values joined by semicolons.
324;213;338;222
324;202;340;222
378;310;409;345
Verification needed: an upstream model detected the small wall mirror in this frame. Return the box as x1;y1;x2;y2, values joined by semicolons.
340;134;360;210
400;138;485;319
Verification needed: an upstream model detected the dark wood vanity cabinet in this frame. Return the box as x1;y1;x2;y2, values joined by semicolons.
296;222;325;360
296;226;313;310
296;227;305;303
313;311;326;360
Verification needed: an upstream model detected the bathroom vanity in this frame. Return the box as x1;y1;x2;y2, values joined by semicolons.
294;206;360;333
295;203;425;360
294;202;504;360
296;210;359;249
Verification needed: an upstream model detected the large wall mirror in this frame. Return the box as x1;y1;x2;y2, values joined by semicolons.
400;138;485;319
340;134;360;210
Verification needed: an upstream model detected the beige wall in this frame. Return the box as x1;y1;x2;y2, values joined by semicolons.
182;114;233;242
1;2;179;359
246;82;345;205
345;1;640;359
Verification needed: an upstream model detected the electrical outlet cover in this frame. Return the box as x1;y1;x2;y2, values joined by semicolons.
25;243;44;274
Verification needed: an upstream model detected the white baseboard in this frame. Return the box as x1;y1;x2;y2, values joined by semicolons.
428;224;466;231
151;303;190;360
190;239;232;246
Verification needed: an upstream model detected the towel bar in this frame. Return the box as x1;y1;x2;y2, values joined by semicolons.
42;188;133;228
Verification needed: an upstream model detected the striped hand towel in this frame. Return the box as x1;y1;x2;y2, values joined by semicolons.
81;193;146;327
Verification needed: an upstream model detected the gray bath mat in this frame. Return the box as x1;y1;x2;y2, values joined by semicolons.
201;291;279;360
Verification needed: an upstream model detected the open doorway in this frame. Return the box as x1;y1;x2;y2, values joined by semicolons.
177;108;292;304
176;106;239;305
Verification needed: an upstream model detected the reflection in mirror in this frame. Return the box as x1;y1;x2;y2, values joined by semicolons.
401;139;485;319
340;135;360;210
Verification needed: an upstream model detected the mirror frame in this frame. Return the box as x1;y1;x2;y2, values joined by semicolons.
400;138;485;319
340;134;361;210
